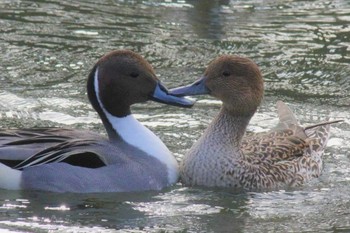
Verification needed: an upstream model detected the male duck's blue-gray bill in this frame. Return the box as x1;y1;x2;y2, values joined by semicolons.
151;82;194;108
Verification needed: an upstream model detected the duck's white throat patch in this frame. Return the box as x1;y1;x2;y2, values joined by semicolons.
93;68;178;184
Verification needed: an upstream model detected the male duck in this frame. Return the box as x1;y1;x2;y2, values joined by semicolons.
0;50;194;193
170;55;339;190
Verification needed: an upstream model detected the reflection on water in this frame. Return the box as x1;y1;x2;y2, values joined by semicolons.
0;188;250;232
0;0;350;232
185;0;230;39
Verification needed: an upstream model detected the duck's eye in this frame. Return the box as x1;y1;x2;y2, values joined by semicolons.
130;72;139;78
222;71;231;77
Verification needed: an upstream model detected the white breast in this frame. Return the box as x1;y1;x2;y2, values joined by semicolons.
94;69;179;184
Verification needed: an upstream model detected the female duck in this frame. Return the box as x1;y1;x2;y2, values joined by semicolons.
0;50;194;193
170;55;338;190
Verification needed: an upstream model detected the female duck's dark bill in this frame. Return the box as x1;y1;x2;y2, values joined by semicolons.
151;82;195;108
169;76;210;97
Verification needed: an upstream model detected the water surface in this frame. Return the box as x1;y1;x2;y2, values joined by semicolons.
0;0;350;232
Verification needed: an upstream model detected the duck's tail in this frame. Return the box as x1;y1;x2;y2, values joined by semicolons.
276;100;343;152
304;120;343;152
275;101;307;140
304;120;343;131
276;100;299;126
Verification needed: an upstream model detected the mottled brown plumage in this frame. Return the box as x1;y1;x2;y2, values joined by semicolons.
170;55;340;191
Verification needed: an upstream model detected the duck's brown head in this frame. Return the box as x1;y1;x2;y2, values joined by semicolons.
87;50;194;118
170;55;264;117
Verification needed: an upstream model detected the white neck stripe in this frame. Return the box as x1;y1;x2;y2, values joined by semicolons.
93;69;179;184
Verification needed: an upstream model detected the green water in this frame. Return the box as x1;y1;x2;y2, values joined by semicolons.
0;0;350;232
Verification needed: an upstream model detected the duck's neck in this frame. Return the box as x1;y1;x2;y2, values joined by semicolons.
105;113;179;184
89;67;178;183
207;107;252;148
